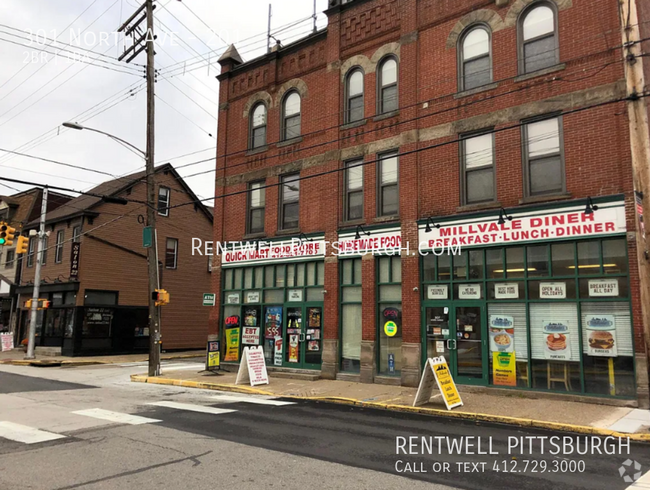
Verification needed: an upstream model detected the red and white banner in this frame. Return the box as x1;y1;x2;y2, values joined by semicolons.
222;237;325;266
419;200;626;250
337;228;402;255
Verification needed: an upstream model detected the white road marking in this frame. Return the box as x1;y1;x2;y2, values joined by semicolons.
210;394;295;406
0;421;66;444
147;401;237;415
72;409;161;425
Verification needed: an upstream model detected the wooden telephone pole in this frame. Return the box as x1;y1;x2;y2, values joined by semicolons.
119;0;160;376
620;0;650;406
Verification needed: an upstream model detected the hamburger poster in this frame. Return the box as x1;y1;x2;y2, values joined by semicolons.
585;315;617;357
542;321;571;360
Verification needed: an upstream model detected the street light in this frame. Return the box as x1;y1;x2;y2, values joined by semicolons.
62;122;145;158
62;120;161;376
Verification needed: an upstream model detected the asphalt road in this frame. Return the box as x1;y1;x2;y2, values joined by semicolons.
0;361;648;490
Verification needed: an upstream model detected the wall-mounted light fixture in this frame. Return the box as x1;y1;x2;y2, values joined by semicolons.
424;218;441;233
497;208;513;225
584;197;599;215
355;225;370;240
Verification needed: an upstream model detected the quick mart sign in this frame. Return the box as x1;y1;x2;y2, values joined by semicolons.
419;200;626;250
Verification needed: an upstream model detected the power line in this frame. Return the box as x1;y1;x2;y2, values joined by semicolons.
155;94;215;138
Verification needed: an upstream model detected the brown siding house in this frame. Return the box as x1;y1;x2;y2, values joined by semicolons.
17;164;213;355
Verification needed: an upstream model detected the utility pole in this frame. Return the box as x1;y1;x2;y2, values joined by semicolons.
620;0;650;407
267;4;272;53
119;0;160;376
25;187;47;359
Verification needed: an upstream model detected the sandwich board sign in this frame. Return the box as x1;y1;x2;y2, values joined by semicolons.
413;356;463;410
235;346;269;387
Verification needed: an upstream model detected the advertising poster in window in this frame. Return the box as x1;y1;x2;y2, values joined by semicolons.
458;284;481;299
244;308;258;327
224;328;240;362
494;283;519;299
539;282;566;299
242;327;261;345
488;315;515;353
492;352;516;387
585;315;617;357
264;307;282;339
274;336;283;366
588;279;619;297
542;320;571;360
288;334;299;363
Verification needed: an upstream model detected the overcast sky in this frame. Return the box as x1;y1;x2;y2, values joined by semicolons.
0;0;329;204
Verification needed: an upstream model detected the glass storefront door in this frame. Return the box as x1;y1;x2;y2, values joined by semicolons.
424;303;488;385
283;305;323;369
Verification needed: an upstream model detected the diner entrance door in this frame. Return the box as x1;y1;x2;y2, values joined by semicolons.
423;303;488;385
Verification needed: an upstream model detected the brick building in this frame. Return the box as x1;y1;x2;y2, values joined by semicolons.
211;0;649;405
18;164;213;356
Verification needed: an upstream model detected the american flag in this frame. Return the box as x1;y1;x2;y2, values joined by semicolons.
636;191;644;217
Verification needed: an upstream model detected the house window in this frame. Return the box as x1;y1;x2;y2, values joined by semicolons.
55;230;64;263
27;237;35;267
247;181;265;235
165;238;178;269
279;174;300;230
520;3;558;74
344;160;363;221
460;26;491;91
523;116;564;196
378;57;397;114
378;152;399;217
5;249;14;268
346;69;364;124
72;225;81;242
282;91;301;140
158;187;170;216
41;236;48;265
250;103;267;149
461;131;495;204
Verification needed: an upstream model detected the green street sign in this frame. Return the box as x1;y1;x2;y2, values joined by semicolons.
143;226;153;248
203;293;216;307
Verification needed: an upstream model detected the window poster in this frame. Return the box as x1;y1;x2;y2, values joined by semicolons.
242;327;261;345
264;307;282;339
307;340;320;351
308;308;321;328
588;279;619;297
585;315;617;357
539;282;566;299
494;283;519;299
542;320;571;360
458;284;481;299
274;337;283;366
224;327;240;362
488;315;515;353
288;334;299;363
244;308;258;327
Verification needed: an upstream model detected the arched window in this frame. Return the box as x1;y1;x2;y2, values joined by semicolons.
282;91;301;140
346;69;364;124
250;103;267;149
520;3;558;74
378;57;398;114
460;27;491;91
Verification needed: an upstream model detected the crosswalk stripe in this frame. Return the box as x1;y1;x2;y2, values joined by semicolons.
0;421;66;444
210;395;295;406
72;409;161;425
147;401;236;415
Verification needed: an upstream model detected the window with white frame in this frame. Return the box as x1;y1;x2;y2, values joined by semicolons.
519;3;558;74
250;103;267;149
279;174;300;230
55;230;64;263
165;238;178;269
378;57;397;114
344;160;363;221
346;69;364;124
460;26;491;91
158;187;170;216
378;152;399;217
282;91;301;140
523;116;564;196
461;131;495;205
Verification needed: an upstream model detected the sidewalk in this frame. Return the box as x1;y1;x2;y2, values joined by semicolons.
0;349;204;366
131;369;650;441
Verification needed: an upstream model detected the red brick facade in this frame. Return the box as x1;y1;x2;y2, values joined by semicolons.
212;0;648;403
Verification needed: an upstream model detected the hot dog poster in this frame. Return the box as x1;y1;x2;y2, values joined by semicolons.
585;315;617;357
542;321;571;361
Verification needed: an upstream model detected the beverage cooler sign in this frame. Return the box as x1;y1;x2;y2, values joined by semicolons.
542;321;571;360
588;279;619;297
585;315;617;357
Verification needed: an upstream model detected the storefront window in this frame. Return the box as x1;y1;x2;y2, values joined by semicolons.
421;236;634;398
341;258;362;373
378;256;402;376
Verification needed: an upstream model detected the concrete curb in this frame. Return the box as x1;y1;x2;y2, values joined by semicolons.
0;353;203;367
130;374;650;442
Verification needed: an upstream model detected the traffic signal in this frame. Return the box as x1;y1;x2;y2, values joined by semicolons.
0;223;16;246
25;299;33;309
152;289;170;306
16;236;29;254
40;300;51;309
